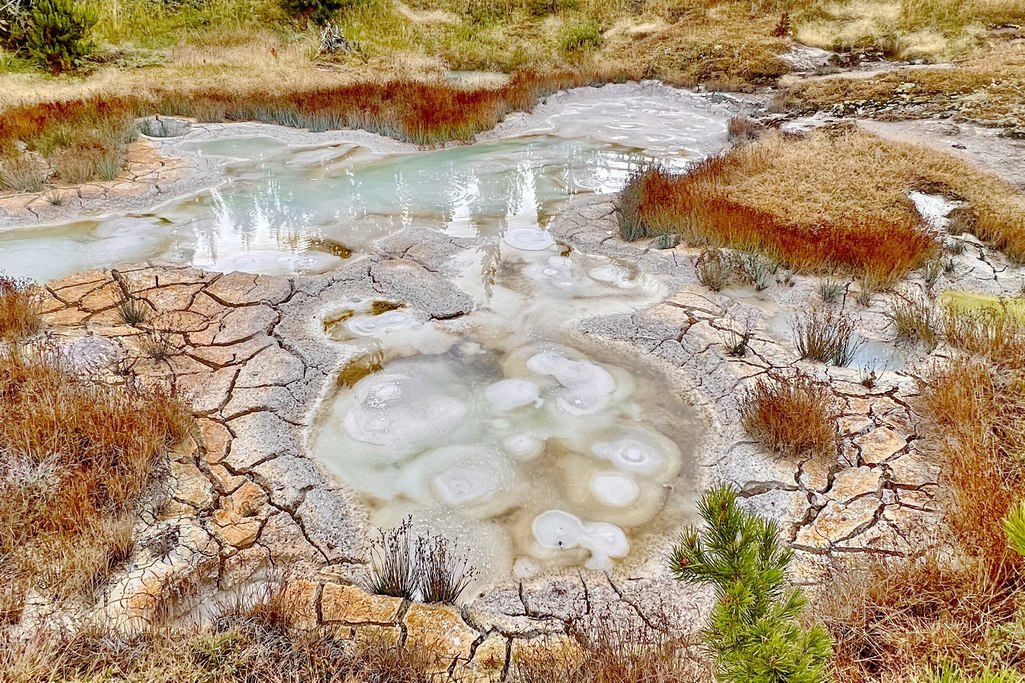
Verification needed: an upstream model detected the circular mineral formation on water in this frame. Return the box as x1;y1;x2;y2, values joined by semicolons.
313;337;697;578
347;310;419;336
484;379;542;411
504;228;556;251
589;471;641;507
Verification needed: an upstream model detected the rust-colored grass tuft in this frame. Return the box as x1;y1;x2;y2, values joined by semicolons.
0;68;629;192
619;126;1025;282
0;275;41;340
740;371;839;461
0;346;191;624
617;133;938;284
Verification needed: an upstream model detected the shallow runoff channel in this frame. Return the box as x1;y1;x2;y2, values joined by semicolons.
2;83;736;581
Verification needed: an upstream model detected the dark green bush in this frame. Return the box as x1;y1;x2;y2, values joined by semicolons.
671;484;833;683
20;0;96;73
279;0;367;26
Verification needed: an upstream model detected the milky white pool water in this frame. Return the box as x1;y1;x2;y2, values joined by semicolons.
1;85;731;576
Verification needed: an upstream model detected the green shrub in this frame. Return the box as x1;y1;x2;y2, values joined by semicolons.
559;19;602;52
279;0;364;27
463;0;513;25
671;484;833;683
21;0;97;73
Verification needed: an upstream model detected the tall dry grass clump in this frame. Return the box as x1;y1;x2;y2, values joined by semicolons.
819;304;1025;680
740;372;839;461
793;306;864;366
0;275;40;340
618;128;940;284
926;305;1025;569
618;126;1025;281
942;304;1025;369
512;613;708;683
889;294;938;349
921;358;1025;571
820;555;1019;682
366;516;478;604
0;346;191;624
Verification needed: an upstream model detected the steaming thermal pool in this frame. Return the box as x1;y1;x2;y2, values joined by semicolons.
0;84;732;577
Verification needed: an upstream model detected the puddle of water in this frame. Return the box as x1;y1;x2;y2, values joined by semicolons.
187;136;291;160
0;219;175;284
492;85;730;158
314;333;697;580
767;310;905;372
0;137;658;280
847;337;906;374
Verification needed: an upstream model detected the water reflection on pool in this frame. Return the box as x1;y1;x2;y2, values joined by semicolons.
0;136;678;281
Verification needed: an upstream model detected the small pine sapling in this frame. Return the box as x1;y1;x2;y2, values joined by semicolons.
22;0;97;73
670;484;833;683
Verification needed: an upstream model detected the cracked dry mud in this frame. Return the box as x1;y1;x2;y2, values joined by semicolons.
16;179;996;677
7;77;1024;679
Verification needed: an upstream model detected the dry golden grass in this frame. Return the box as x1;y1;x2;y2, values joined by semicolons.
620;128;937;283
635;7;791;90
818;305;1025;680
0;590;708;682
1;0;1019;134
740;372;839;461
793;0;1025;61
921;357;1025;571
511;615;708;683
942;304;1025;369
819;555;1020;682
0;602;439;683
929;305;1025;568
0;275;40;340
0;0;807;128
781;40;1025;133
620;126;1025;279
0;1;769;108
0;346;191;624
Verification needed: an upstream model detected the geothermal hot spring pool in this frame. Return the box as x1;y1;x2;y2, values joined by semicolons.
1;86;732;578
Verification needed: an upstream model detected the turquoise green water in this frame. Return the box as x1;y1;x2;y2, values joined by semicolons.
0;136;658;281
